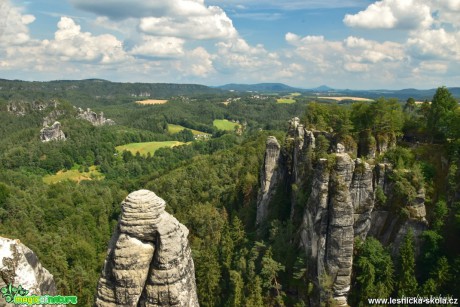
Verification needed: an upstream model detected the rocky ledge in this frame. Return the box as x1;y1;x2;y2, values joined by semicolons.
40;121;66;142
95;189;199;307
0;237;58;306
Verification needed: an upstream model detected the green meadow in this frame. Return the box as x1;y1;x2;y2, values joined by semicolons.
276;98;296;104
213;119;240;131
115;141;185;156
167;124;208;136
43;165;104;184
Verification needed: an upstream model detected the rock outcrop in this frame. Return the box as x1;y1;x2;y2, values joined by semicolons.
256;136;282;225
43;110;66;127
77;108;115;126
95;190;199;307
0;237;58;305
6;100;58;116
40;121;66;142
255;118;427;306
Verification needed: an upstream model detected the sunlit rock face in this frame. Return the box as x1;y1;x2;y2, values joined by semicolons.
256;118;427;306
0;237;59;307
77;108;115;126
95;190;199;307
256;136;282;225
40;121;66;142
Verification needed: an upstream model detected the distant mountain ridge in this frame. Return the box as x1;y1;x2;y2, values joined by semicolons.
217;83;300;92
217;83;460;100
0;79;458;101
0;79;222;101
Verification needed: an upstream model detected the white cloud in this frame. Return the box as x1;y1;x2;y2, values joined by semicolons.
413;61;448;74
207;0;368;10
0;0;35;46
177;47;215;77
344;0;433;29
407;28;460;60
283;32;410;87
130;36;185;58
138;6;237;40
71;0;238;41
43;17;129;64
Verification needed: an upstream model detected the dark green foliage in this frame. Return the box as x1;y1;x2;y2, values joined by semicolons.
1;82;459;307
427;86;458;140
303;102;352;137
349;238;394;306
397;230;418;297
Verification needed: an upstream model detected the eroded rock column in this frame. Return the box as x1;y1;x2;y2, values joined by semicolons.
95;190;199;307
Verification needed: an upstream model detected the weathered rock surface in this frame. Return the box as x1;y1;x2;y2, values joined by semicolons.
95;190;199;307
43;110;66;127
6;100;58;116
77;108;115;126
40;121;66;142
0;237;58;306
257;118;427;306
256;136;282;225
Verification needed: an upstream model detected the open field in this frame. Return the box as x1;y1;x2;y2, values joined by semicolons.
167;124;209;136
43;166;103;184
213;119;240;131
136;99;168;105
290;92;302;96
317;96;373;102
277;98;296;104
116;141;184;156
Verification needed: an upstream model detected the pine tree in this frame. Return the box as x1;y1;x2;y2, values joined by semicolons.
397;230;418;297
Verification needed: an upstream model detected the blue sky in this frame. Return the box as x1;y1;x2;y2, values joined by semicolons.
1;0;459;89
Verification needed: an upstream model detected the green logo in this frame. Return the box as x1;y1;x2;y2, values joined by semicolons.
1;283;29;303
0;283;78;305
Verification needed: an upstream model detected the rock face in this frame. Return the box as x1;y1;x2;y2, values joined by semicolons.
0;237;58;305
77;108;115;126
256;136;282;225
256;118;427;306
6;100;58;116
95;190;199;307
40;121;66;142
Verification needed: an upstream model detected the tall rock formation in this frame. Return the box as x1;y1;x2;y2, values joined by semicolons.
77;108;115;126
95;190;199;307
256;136;282;225
0;237;59;306
255;118;427;306
40;121;66;142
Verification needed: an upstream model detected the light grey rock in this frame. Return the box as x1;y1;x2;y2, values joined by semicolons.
40;121;66;142
258;119;428;306
95;190;199;307
43;110;66;127
256;136;282;225
6;100;58;116
336;143;345;153
351;159;375;239
77;108;115;126
0;237;59;307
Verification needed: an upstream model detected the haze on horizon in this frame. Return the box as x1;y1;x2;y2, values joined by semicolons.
1;0;459;89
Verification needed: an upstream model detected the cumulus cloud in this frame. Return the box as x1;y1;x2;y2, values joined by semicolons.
284;32;410;86
71;0;238;40
177;47;215;77
343;0;433;29
130;35;185;58
407;28;460;61
43;17;129;64
207;0;368;10
0;0;35;46
138;6;237;40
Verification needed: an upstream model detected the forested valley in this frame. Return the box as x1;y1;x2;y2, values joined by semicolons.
0;79;459;306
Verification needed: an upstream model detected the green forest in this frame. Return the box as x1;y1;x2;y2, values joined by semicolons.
0;80;459;306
